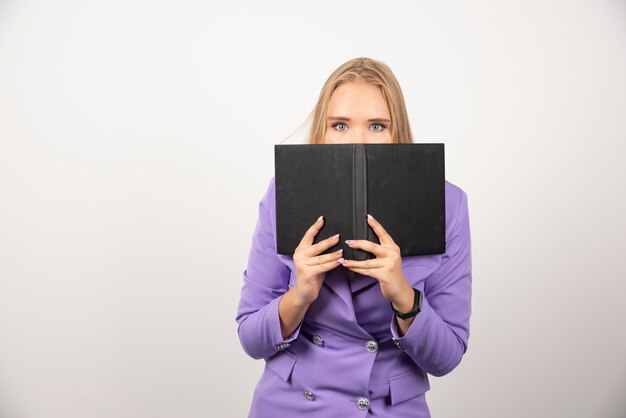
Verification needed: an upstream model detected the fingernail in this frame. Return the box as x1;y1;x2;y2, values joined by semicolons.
367;214;374;222
336;249;343;255
332;234;340;240
317;215;324;223
337;258;346;264
345;240;355;245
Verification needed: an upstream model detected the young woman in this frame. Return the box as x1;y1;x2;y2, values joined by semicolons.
236;57;472;417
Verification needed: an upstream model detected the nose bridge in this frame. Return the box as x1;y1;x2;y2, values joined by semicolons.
348;124;365;142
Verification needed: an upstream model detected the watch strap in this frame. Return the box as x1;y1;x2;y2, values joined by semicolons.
391;288;422;320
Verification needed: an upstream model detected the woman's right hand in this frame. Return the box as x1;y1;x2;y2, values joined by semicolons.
292;216;344;306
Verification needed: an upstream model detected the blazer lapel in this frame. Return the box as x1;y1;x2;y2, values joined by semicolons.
278;255;356;314
322;267;353;311
277;254;373;338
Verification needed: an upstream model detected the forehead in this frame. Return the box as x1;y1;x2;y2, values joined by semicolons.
327;81;390;119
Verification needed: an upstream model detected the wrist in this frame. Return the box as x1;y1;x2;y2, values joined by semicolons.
390;282;415;313
391;287;422;321
290;286;313;309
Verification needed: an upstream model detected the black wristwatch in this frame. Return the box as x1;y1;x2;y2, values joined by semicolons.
391;288;423;320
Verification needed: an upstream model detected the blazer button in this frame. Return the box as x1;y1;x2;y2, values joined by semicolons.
356;396;370;410
393;339;405;351
365;340;378;353
275;342;290;350
312;335;324;347
303;390;314;401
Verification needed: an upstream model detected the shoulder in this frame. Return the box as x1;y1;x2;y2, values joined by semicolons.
260;176;277;206
444;180;470;240
257;176;278;228
444;180;468;210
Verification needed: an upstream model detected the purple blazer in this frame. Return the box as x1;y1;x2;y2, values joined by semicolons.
236;177;472;418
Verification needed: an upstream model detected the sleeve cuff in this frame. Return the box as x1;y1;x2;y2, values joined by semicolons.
272;293;302;351
390;292;433;342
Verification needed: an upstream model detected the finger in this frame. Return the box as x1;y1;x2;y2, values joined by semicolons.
309;258;343;275
367;214;397;247
306;249;344;266
347;266;382;277
340;257;384;269
295;215;325;252
301;233;341;257
344;239;388;258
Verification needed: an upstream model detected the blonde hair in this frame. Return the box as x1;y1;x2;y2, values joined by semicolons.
307;57;413;144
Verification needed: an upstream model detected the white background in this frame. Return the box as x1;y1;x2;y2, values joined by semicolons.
1;1;625;417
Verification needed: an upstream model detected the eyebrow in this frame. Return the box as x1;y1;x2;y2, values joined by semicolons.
327;116;391;123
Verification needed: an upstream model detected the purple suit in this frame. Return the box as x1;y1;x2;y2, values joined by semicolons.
236;177;472;417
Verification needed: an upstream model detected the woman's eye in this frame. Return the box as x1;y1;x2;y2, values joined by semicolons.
370;123;386;132
332;123;348;131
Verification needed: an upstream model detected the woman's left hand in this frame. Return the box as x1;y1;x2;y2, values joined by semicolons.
340;214;414;313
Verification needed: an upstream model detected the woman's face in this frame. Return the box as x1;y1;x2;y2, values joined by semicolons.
323;81;393;144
